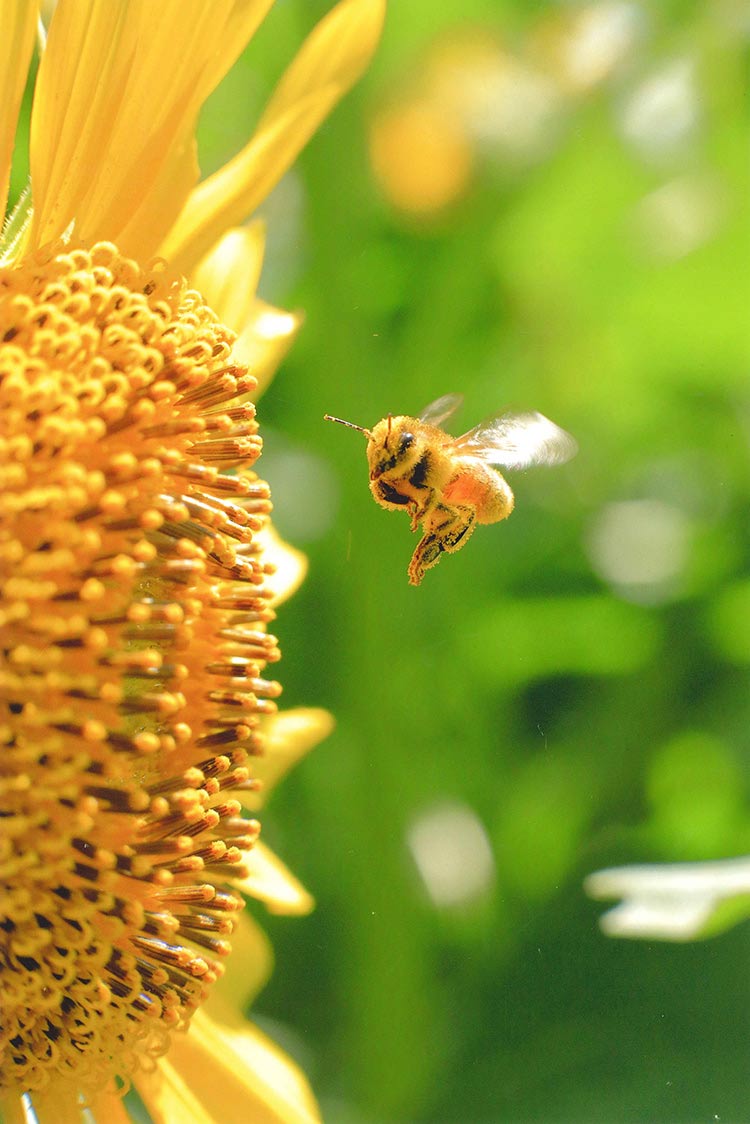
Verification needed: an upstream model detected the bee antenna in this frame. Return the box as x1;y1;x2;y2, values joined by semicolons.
324;414;372;439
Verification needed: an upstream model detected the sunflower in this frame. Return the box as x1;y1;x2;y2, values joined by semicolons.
0;1;384;1120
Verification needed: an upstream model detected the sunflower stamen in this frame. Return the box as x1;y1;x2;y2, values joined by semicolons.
0;241;283;1094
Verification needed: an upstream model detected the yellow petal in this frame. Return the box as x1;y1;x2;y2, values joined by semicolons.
191;223;267;334
207;911;274;1014
243;708;334;807
257;526;308;607
87;1090;133;1124
233;841;315;916
21;1086;84;1124
190;227;300;392
163;0;386;273
136;1009;321;1124
27;0;274;256
0;1092;32;1124
0;1;37;221
234;299;302;397
137;1063;214;1124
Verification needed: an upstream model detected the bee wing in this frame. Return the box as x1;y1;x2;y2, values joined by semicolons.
418;393;464;428
452;411;578;469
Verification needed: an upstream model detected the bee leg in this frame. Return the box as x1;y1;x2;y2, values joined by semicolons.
409;489;437;533
441;506;476;552
408;504;475;585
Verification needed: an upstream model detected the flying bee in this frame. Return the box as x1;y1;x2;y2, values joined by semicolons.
324;393;577;586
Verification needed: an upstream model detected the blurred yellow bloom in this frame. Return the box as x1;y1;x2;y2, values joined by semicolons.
0;1;384;1120
370;99;473;216
369;24;580;218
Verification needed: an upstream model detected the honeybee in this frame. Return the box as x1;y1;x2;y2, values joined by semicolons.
325;393;577;585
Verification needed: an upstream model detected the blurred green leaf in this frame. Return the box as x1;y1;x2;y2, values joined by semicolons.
462;595;659;685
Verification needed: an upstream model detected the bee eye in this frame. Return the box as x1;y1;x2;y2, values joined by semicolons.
398;432;414;455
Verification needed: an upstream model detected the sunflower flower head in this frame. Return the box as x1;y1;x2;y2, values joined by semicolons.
1;238;275;1091
0;1;383;1118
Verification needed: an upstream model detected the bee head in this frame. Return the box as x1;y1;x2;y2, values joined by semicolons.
324;411;420;480
367;416;417;480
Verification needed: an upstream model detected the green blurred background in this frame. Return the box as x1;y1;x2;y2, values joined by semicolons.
194;2;750;1121
207;2;745;1120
